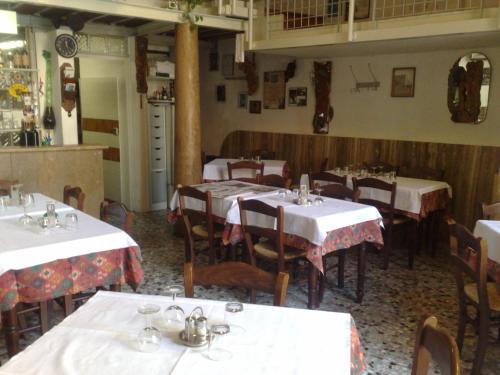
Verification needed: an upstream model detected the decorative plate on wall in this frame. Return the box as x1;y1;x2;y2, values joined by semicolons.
55;34;78;58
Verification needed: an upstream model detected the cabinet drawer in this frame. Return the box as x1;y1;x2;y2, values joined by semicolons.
150;105;164;120
150;136;164;149
150;124;164;138
151;155;166;170
151;170;167;204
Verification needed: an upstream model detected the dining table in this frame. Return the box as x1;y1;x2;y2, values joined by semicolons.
473;220;500;283
0;290;366;374
170;181;384;306
0;193;144;357
203;158;290;181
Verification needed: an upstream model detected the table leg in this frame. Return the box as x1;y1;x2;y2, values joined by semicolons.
408;220;417;269
2;308;20;357
356;243;366;304
110;284;121;292
308;262;318;309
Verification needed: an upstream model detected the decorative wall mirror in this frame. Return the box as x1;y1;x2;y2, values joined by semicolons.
447;52;491;124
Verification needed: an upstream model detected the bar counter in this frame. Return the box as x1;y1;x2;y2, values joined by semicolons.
0;145;107;217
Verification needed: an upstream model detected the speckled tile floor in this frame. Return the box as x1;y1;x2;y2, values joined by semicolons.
2;210;499;374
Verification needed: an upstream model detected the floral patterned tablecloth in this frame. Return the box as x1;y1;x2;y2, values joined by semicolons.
0;247;143;311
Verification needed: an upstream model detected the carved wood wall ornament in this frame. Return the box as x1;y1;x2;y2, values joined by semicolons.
312;61;333;134
237;60;258;96
135;36;148;94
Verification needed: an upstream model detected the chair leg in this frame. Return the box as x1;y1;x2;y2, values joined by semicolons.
39;301;48;334
408;220;417;269
456;305;467;353
356;243;367;303
471;314;490;375
63;294;74;317
337;252;345;288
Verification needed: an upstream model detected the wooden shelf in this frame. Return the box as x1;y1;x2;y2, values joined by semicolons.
147;75;174;81
0;68;38;72
148;99;175;104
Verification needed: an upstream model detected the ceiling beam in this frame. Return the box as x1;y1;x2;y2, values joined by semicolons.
0;0;245;31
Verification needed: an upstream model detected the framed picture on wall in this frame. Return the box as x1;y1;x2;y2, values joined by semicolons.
288;87;307;106
391;67;416;97
238;92;248;108
221;54;234;76
249;100;262;114
216;85;226;102
263;71;285;109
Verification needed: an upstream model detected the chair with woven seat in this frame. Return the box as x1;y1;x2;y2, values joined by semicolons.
184;261;289;306
100;201;135;234
411;315;460;375
352;177;414;269
482;201;500;220
259;174;291;189
238;198;316;308
318;184;361;301
227;160;264;184
447;219;500;375
63;185;85;211
178;185;223;265
308;171;347;190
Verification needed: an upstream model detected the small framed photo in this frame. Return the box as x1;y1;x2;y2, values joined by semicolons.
391;67;416;97
209;52;218;71
249;100;262;114
288;87;307;106
221;54;234;77
216;85;225;102
238;92;248;108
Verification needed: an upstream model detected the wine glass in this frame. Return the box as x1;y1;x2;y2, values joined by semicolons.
163;284;185;329
313;183;324;205
224;302;245;335
206;324;232;361
137;304;162;353
18;193;34;225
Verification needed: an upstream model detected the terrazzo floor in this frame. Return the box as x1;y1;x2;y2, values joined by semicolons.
3;210;499;374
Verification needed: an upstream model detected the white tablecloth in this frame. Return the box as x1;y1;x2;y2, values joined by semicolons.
170;181;280;221
0;193;73;220
474;220;500;264
300;173;452;215
203;158;287;181
0;196;139;276
0;291;355;375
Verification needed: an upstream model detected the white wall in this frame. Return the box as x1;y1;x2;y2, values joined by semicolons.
199;39;500;154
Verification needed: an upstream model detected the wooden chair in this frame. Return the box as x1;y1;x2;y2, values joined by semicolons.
259;174;291;189
318;184;361;301
352;177;414;269
320;158;329;171
308;171;347;189
399;165;445;181
100;201;135;234
227;160;264;183
63;185;85;211
364;161;398;174
482;201;500;220
447;219;500;375
411;315;460;375
184;261;289;306
238;198;316;308
178;185;223;265
0;179;18;197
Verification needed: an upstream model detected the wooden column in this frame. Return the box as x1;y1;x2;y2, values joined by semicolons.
174;23;201;186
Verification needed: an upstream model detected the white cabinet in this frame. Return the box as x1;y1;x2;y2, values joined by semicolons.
149;102;175;210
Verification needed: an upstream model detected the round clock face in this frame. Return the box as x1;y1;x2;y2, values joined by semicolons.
55;34;78;58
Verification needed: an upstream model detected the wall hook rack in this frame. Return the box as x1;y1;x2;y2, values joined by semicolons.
349;64;380;92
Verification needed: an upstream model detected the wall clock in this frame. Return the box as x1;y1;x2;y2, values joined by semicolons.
55;34;78;58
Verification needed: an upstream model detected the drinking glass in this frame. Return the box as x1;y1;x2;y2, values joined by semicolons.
137;303;162;353
65;213;78;230
207;324;232;361
163;284;185;329
18;193;34;225
389;171;396;182
313;183;324;205
224;302;245;335
0;196;8;211
278;189;287;200
255;155;261;162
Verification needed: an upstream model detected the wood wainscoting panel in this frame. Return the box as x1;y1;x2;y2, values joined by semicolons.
82;118;118;134
220;130;500;228
103;147;120;162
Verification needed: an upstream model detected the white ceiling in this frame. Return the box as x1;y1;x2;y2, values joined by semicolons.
257;30;500;58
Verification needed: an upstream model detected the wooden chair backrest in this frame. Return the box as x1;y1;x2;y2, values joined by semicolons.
238;198;286;271
259;174;291;189
184;261;289;306
399;166;445;181
321;184;360;202
482;201;500;219
411;315;460;375
447;219;490;312
352;177;397;214
227;161;265;182
309;171;347;188
100;201;135;234
63;185;85;211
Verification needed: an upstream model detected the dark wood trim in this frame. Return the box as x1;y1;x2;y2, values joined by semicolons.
82;118;119;135
103;147;120;162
